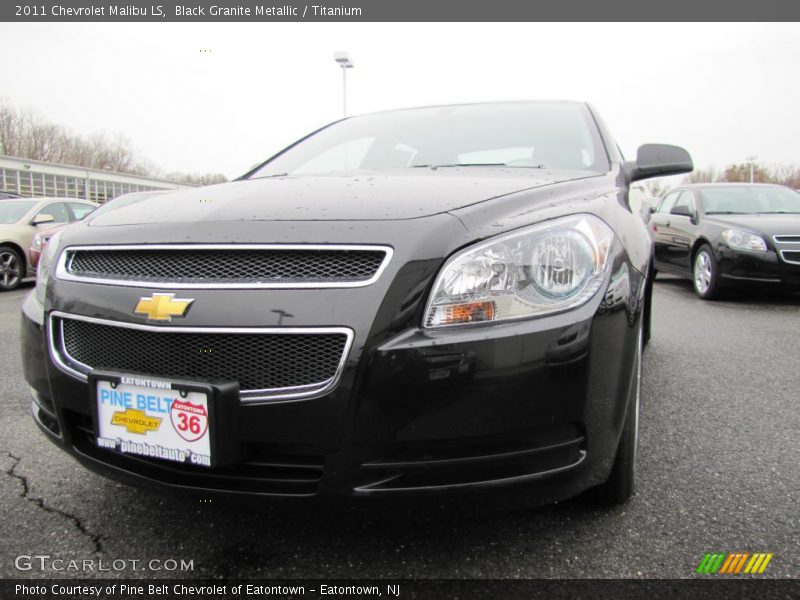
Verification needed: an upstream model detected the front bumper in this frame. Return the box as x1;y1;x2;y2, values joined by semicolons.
717;247;800;288
21;255;644;507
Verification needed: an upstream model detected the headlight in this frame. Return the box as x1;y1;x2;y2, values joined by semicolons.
35;230;63;304
32;232;45;251
721;229;767;252
424;214;615;328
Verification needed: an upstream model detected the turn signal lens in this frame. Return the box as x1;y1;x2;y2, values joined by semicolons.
429;301;496;326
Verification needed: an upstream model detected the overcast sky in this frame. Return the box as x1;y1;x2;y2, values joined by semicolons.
2;22;799;180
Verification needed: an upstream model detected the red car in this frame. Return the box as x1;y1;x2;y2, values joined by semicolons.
30;223;69;270
29;191;164;270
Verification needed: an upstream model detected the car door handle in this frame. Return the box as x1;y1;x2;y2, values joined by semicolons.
665;220;671;227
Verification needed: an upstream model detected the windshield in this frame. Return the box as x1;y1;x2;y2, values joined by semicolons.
0;200;36;224
700;186;800;214
248;102;609;178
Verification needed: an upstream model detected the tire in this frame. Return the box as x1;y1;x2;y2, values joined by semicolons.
692;244;720;300
594;323;642;506
0;246;24;291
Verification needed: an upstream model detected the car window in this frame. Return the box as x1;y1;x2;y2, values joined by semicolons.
0;200;37;224
36;202;70;224
657;191;680;214
68;202;96;221
673;190;696;214
700;186;800;214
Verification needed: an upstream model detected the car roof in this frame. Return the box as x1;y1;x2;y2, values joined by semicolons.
0;197;99;214
27;197;98;203
682;183;786;190
354;99;588;118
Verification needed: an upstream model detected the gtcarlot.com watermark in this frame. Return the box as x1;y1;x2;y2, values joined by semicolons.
15;554;194;572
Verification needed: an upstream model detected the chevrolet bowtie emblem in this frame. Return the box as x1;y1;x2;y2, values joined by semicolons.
134;293;194;322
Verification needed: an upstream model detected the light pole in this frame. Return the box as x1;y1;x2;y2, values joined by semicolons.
333;51;354;117
746;155;758;183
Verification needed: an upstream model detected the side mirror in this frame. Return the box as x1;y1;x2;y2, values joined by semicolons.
670;205;696;220
31;214;55;226
625;144;693;182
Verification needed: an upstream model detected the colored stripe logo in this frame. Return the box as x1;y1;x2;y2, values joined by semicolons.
696;552;773;574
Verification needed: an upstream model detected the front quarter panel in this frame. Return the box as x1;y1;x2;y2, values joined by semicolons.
450;170;652;276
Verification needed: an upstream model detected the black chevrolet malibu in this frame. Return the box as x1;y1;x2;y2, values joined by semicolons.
650;183;800;298
21;102;692;508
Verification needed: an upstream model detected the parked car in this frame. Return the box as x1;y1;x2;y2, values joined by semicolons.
29;191;163;269
22;101;692;508
0;198;97;290
30;224;69;271
650;183;800;298
0;191;23;199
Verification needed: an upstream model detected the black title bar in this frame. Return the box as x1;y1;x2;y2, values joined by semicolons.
3;0;800;22
3;579;800;600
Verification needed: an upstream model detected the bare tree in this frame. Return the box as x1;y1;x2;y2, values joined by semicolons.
163;172;228;185
684;165;718;184
719;163;772;183
0;98;227;185
0;102;26;156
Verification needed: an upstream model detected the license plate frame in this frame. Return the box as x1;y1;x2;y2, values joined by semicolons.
89;371;239;469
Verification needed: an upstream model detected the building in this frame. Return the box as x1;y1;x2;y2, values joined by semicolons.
0;154;195;203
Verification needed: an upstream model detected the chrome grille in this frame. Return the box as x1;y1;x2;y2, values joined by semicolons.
773;235;800;244
57;244;392;288
781;250;800;264
773;235;800;265
50;313;353;402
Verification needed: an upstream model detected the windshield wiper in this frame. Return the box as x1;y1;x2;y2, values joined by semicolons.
408;163;508;169
434;163;508;167
705;211;746;215
253;172;288;178
410;163;547;169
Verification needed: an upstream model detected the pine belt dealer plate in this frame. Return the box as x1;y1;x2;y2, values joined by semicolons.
93;375;213;468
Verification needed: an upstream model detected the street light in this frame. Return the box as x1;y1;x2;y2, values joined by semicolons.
746;155;758;183
333;51;354;117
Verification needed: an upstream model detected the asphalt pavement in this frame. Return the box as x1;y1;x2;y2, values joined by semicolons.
0;278;798;579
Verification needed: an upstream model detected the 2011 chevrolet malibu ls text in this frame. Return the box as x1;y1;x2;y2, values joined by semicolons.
20;101;692;508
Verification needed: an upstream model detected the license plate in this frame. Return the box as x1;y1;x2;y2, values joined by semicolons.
94;375;212;468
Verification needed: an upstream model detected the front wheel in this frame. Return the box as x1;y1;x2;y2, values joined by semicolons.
0;246;24;291
594;324;642;506
693;245;720;300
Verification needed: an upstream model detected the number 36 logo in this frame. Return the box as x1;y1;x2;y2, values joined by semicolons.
170;399;209;442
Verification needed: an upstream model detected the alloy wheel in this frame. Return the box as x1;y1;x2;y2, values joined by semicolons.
0;251;22;289
694;251;712;294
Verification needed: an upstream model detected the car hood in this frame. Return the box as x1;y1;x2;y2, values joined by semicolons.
704;213;800;236
88;169;601;226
